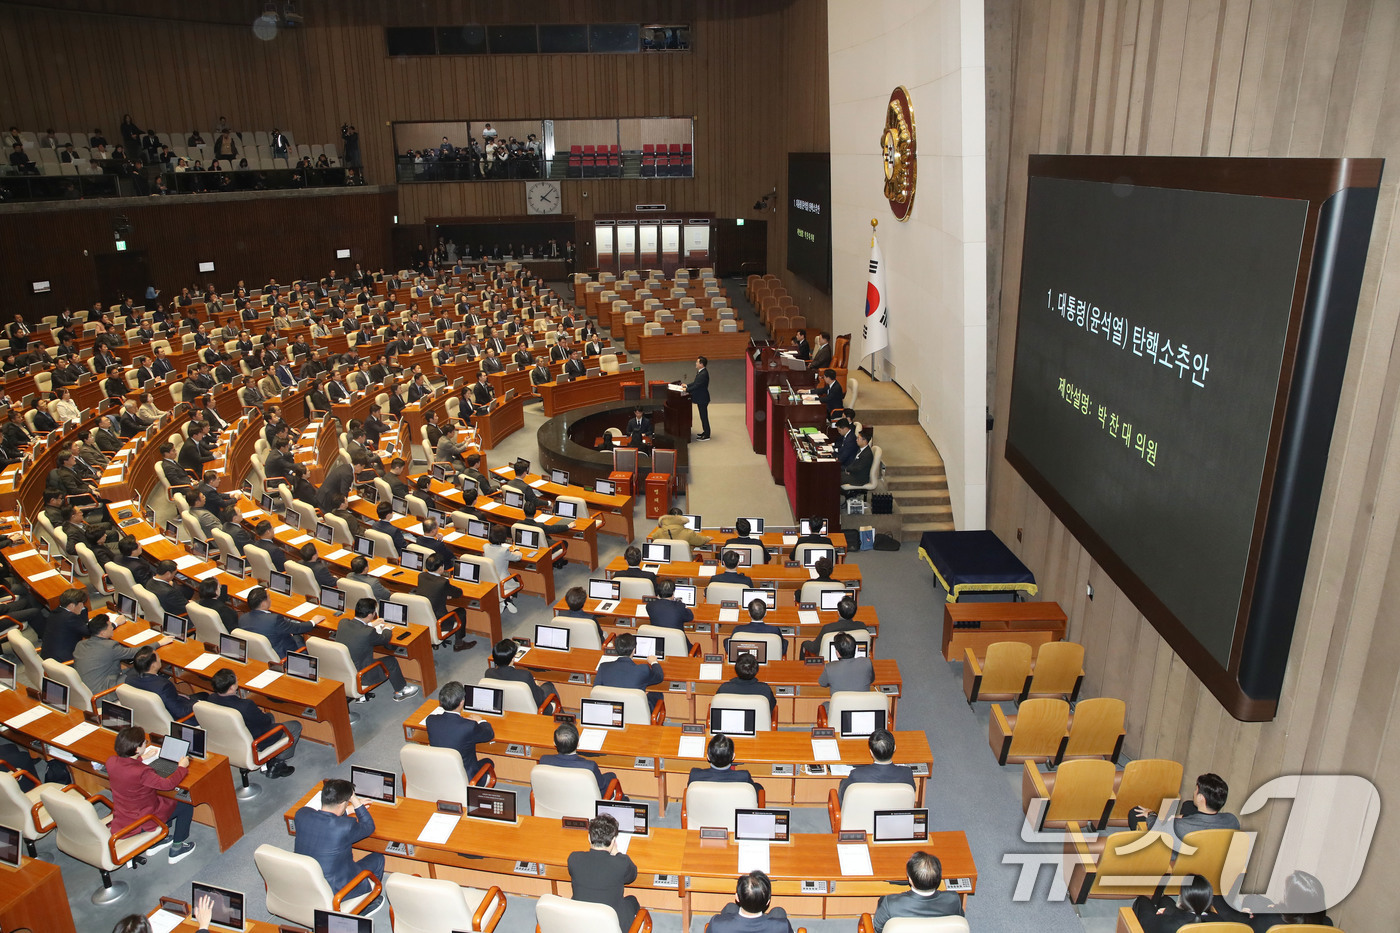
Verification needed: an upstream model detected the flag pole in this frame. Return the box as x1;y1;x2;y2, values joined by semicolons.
867;218;882;381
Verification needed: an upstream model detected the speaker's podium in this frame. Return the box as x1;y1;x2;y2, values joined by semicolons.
645;448;678;519
651;380;692;438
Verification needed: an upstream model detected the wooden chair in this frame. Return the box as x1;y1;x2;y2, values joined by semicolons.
1164;829;1252;898
989;698;1069;765
1065;824;1174;902
1114;913;1250;933
1108;759;1183;826
1063;697;1126;763
963;641;1032;704
1022;758;1117;831
1025;641;1085;703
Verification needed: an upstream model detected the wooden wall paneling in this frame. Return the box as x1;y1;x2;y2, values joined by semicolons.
1171;0;1222;156
1203;0;1253;156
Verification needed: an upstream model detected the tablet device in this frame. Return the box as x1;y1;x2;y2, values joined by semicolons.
350;765;397;806
673;583;697;607
285;652;318;682
378;601;408;626
588;579;619;601
839;708;886;738
802;546;836;568
319;587;346;614
189;882;245;932
633;634;665;659
642;542;672;563
465;785;518;824
218;633;248;663
872;808;929;843
399;549;424;571
171;722;207;759
534;624;569;651
463;684;504;716
709;706;757;737
40;677;68;713
596;800;650;836
0;825;20;867
99;699;133;731
734;808;789;842
726;640;768;665
820;588;852;611
580;697;625;729
740;588;776;610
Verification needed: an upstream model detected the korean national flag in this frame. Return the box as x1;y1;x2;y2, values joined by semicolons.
862;234;889;359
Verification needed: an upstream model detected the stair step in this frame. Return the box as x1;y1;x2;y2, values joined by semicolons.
893;494;950;507
886;479;941;491
885;464;945;477
854;409;922;426
901;520;955;538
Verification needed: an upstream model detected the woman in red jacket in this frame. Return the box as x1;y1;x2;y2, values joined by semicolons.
105;726;196;863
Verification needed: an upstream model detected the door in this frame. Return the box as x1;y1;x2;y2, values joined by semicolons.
93;250;151;308
638;223;659;270
660;223;681;274
615;223;637;271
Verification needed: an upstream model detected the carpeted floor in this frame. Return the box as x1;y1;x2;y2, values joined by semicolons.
53;278;1102;933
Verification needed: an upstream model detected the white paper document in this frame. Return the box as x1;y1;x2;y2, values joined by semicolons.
174;555;203;570
247;670;283;689
482;501;501;511
829;764;854;776
798;610;819;625
737;840;770;874
369;564;395;577
418;813;460;844
123;629;161;646
614;832;633;854
698;663;723;681
147;908;186;933
578;728;608;752
100;476;123;486
677;735;707;758
837;843;873;876
288;602;318;617
698;565;717;577
187;652;220;671
811;738;842;762
29;570;59;581
782;535;798;546
140;535;165;545
195;568;222;580
7;549;36;560
443;532;464;543
288;534;313;546
52;722;99;746
529;479;547;488
4;707;50;729
325;549;350;560
718;608;739;623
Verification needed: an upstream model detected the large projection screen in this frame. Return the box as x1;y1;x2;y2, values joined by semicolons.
1005;156;1382;721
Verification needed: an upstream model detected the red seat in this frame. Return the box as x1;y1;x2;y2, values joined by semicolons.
570;145;582;154
584;144;596;155
609;144;619;154
669;143;681;154
682;143;692;153
643;144;655;154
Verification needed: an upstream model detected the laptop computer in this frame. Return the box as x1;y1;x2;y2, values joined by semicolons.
146;734;190;778
594;478;615;496
353;535;375;557
802;546;836;568
172;722;207;759
218;633;248;664
223;553;246;577
642;542;672;563
514;527;541;549
553;499;578;519
588;579;620;601
189;882;245;932
40;677;68;713
820;589;853;611
550;468;569;485
736;517;766;534
466;518;490;539
313;909;372;933
0;825;20;867
268;571;293;596
399;549;424;571
319;586;346;613
0;657;13;692
799;518;829;536
632;634;665;659
116;593;139;618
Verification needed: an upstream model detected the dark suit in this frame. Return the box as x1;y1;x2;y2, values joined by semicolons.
871;890;963;931
563;358;586;379
819;657;875;695
715;676;776;713
236;608;312;659
688;366;711;436
613;566;657;586
808;343;832;372
538;752;618;796
293;804;381;900
792;338;810;361
623;416;653;447
116;555;153;585
835;430;858;467
567;848;639;929
596;656;664;711
40;608;89;662
800;618;868;658
837;761;916;802
125;670;198;722
146;578;193;615
645;599;692;641
708;902;794;933
425;709;495;776
179;438;212;475
253;540;287;572
842;445;874;487
686;765;758;787
335;616;405;690
413;572;462;622
817;379;844;414
484;665;556;710
319;462;354;511
197;596;239;633
710;571;753;587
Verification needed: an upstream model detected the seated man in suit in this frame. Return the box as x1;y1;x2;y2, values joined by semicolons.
715;651;776;714
538;722;622;797
726;600;787;659
413;517;456;568
819;632;875;697
464;452;497;495
817;369;844;416
841;426;875;489
788;517;833;559
297;543;339;590
688;733;760;788
236;586;314;659
346;555;393;602
414;553;476;652
179;424;215;475
724;518;770;564
645;578;692;646
114;535;154;585
125;645;202;724
612;545;657;586
529;356;553;391
292;777;382;909
800;594;868;658
708;871;794;933
251;521;288;572
871;852;964;931
807;331;833;372
372;500;410;554
555;586;605;645
426;680;495;783
595;632;664;711
567;814;640;930
710;549;754;587
337;599;419;702
486;638;558;711
146;560;194;615
838;729;915;803
832;419;858;467
206;667;301;778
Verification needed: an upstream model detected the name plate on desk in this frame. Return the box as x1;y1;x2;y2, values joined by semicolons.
681;723;705;735
811;727;835;739
838;830;868;844
699;826;728;844
562;816;589;830
554;713;577;724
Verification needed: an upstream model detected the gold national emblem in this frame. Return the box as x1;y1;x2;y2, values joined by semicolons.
881;86;916;221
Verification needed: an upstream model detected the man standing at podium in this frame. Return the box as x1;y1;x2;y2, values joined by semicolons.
686;356;711;441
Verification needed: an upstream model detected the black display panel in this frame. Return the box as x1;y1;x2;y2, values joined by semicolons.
539;25;589;53
589;24;641;53
385;27;436;56
1010;177;1306;664
1005;156;1382;721
786;152;831;293
488;25;539;54
437;26;487;55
